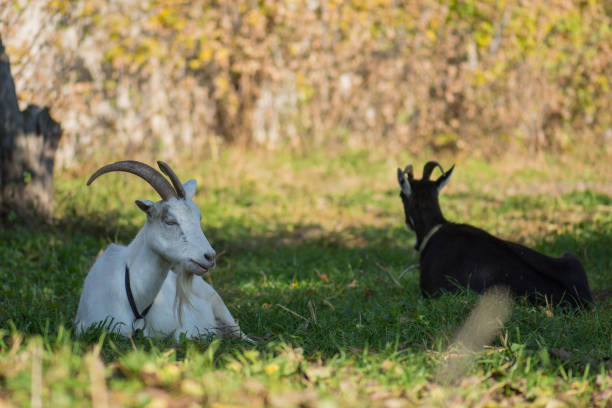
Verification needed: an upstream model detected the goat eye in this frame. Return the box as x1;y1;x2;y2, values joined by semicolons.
165;220;177;226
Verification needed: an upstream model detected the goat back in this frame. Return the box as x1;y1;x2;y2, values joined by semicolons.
419;223;593;308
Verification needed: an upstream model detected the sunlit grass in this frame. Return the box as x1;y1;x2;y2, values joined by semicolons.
1;147;611;406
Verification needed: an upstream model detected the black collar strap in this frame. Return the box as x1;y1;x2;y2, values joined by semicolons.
125;265;153;333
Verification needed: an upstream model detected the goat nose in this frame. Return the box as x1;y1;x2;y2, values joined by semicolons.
204;253;215;264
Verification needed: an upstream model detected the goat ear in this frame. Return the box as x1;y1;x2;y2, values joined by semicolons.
397;168;412;196
183;179;197;200
135;199;155;214
435;164;454;192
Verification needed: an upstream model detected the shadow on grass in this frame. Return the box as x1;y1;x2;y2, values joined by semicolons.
1;196;611;369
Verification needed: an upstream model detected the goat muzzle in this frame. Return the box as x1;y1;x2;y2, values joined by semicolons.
190;259;211;275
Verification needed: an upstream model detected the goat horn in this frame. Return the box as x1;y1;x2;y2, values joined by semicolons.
422;161;445;180
403;164;414;181
87;160;178;201
157;161;186;198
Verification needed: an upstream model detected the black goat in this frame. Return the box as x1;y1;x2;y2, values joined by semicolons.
397;161;593;308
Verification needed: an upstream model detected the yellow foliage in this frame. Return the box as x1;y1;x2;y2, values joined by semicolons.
264;364;280;375
198;47;213;62
4;0;612;156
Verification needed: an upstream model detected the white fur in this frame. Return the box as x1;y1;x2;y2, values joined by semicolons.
75;179;250;341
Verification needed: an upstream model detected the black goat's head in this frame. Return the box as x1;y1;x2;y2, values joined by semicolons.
397;161;454;246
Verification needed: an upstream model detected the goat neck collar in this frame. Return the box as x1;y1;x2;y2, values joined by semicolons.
418;224;443;252
125;265;153;334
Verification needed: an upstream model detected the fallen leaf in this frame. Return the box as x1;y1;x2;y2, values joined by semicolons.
315;269;330;282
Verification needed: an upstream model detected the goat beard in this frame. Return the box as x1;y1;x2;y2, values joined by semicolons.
174;269;196;326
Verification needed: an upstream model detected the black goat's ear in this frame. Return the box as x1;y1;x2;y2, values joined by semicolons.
435;165;454;192
397;168;412;196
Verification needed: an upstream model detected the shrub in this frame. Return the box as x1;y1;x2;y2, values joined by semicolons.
2;0;611;162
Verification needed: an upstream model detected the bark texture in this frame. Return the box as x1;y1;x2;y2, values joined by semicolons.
0;36;61;218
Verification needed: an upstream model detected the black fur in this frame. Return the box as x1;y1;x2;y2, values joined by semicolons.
398;162;593;308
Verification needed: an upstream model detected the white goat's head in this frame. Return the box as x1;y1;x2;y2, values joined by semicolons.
87;160;216;276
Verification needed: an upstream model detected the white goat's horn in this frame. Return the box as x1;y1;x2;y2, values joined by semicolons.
422;161;445;180
87;160;178;201
157;161;186;198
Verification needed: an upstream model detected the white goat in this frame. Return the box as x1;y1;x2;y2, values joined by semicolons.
75;160;250;341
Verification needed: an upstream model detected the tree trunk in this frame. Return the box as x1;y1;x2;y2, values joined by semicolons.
0;36;61;218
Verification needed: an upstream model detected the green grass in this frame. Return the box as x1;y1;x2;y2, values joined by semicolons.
1;148;611;407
